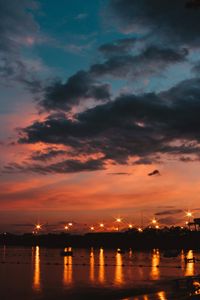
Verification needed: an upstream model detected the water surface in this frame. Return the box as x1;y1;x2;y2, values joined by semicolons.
0;247;199;300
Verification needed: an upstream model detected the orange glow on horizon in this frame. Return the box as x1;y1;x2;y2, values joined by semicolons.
2;156;200;230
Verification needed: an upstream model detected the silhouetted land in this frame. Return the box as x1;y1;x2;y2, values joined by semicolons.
1;227;200;250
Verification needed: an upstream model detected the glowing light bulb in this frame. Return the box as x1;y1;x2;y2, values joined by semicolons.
186;211;192;217
64;225;69;230
68;222;73;226
129;224;133;229
36;224;41;230
100;223;104;228
90;226;94;231
152;218;157;224
116;218;122;223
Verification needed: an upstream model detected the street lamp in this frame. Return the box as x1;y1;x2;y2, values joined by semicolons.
186;211;192;218
152;218;157;225
116;218;122;223
35;224;41;230
116;217;122;231
186;211;193;226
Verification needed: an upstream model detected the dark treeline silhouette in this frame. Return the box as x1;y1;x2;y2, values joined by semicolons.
1;227;200;250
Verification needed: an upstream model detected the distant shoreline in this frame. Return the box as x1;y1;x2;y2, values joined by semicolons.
1;228;200;250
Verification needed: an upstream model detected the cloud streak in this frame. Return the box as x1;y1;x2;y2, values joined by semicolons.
0;0;43;92
5;158;105;174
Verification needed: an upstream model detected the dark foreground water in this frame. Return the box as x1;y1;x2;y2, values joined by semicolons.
0;246;200;300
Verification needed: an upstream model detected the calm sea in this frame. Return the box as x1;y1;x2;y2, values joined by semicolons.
0;246;199;300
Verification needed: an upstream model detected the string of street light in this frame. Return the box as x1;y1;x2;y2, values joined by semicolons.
32;211;196;234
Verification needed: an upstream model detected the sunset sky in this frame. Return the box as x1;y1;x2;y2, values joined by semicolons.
1;0;200;232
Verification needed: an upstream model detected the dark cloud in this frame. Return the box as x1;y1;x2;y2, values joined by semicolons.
30;148;67;161
186;0;200;9
5;158;105;174
38;45;187;113
134;158;155;165
40;71;111;111
90;46;188;79
12;223;34;227
148;170;160;176
158;216;184;226
8;76;200;173
109;0;200;46
155;209;183;216
179;156;198;162
0;0;42;92
107;172;131;176
99;38;137;57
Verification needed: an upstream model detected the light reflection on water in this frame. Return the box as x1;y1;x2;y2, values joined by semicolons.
63;248;73;286
157;291;167;300
151;249;160;280
90;248;95;282
33;246;41;291
115;252;124;285
1;247;200;300
99;247;105;283
185;250;194;276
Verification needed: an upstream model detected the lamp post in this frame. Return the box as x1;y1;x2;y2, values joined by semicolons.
99;223;104;231
35;224;42;234
116;218;122;231
186;211;193;230
186;211;192;221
